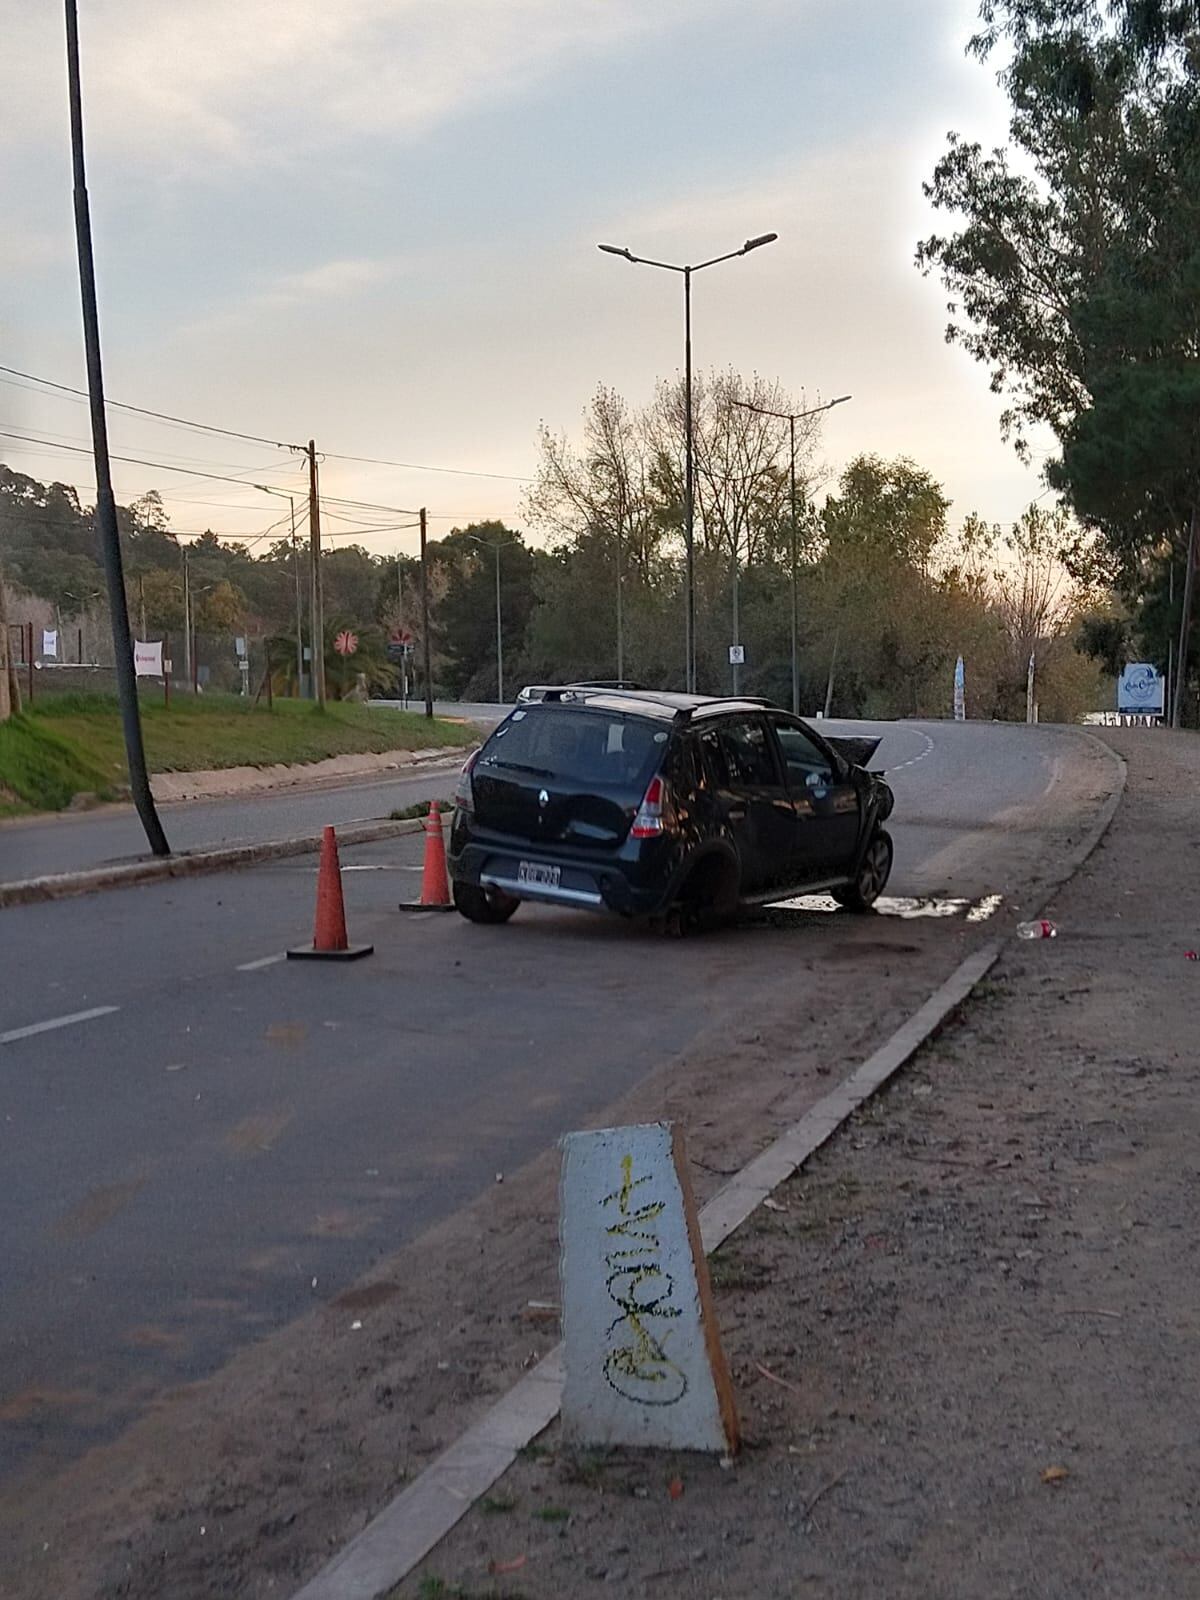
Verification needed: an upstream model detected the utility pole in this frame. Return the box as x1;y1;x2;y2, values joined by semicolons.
420;508;433;719
138;575;146;642
65;0;168;854
289;496;304;697
307;440;326;707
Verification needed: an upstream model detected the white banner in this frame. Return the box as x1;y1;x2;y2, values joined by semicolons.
953;655;965;722
42;628;58;659
133;640;163;677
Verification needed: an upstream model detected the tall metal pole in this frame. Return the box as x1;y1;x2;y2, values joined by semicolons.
789;414;800;715
683;266;696;693
730;548;740;694
289;496;304;697
494;540;504;705
824;628;839;719
307;441;326;707
420;507;433;719
182;544;191;690
615;518;625;681
1172;507;1197;729
64;0;168;855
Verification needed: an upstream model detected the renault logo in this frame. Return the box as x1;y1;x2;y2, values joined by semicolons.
538;788;550;807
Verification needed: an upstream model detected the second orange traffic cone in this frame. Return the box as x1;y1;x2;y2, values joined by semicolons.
418;801;453;907
287;825;374;961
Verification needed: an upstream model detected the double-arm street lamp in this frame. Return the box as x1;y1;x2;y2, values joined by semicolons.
598;232;779;693
466;531;521;704
732;393;851;714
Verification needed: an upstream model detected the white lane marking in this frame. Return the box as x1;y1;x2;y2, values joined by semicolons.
0;1005;120;1045
886;730;936;774
236;953;287;972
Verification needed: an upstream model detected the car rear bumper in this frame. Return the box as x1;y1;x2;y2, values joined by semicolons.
449;838;675;916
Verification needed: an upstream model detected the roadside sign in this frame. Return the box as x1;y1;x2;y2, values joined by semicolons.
234;636;247;657
560;1122;738;1454
1118;662;1163;715
953;655;965;721
133;640;163;677
334;630;359;656
728;644;745;666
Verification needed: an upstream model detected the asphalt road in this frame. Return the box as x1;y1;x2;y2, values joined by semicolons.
0;701;503;884
0;719;1115;1497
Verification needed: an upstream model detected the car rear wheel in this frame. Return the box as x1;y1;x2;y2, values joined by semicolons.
833;829;893;912
661;855;740;936
453;881;520;924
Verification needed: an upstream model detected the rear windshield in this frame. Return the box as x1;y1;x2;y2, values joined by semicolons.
481;706;666;790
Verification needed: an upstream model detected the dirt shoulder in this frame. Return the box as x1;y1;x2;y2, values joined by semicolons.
403;728;1200;1600
0;730;1119;1600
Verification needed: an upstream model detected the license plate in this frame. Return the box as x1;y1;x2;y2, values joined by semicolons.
517;860;561;888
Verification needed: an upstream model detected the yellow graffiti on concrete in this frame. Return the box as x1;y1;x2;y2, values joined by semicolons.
601;1152;687;1405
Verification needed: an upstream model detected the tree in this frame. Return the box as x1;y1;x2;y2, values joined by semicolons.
919;0;1200;720
434;523;536;699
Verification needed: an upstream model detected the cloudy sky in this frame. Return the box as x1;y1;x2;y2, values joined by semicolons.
0;0;1039;554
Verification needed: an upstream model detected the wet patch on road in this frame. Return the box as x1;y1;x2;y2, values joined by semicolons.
50;1177;147;1242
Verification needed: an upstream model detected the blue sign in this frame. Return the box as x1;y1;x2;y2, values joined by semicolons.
1118;662;1164;714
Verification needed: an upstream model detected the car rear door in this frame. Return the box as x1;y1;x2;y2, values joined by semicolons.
771;716;861;877
697;715;795;893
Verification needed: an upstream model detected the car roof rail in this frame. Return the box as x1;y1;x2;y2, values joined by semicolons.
673;695;774;722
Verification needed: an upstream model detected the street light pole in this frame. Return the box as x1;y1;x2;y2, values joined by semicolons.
468;532;520;704
789;414;798;715
494;541;504;705
182;543;191;691
732;393;852;715
289;495;304;697
598;232;778;693
683;264;695;692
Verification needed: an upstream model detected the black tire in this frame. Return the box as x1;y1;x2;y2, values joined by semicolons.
670;855;740;936
833;829;893;912
453;881;519;924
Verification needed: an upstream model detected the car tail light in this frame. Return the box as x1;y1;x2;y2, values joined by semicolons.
455;749;479;813
631;773;671;838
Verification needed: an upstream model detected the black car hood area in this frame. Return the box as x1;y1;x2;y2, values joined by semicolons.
826;734;883;770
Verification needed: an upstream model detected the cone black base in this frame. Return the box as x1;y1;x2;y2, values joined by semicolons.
396;902;455;913
286;942;375;961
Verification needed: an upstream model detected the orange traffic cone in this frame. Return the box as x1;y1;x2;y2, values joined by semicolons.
418;801;453;907
287;825;374;961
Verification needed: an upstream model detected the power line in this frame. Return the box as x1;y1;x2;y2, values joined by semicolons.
2;363;533;483
0;428;301;494
318;447;531;483
0;364;304;453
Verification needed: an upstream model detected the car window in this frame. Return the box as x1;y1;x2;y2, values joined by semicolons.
483;707;663;789
716;718;781;788
774;722;834;788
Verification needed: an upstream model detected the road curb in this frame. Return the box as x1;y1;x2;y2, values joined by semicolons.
0;819;424;910
289;731;1131;1600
